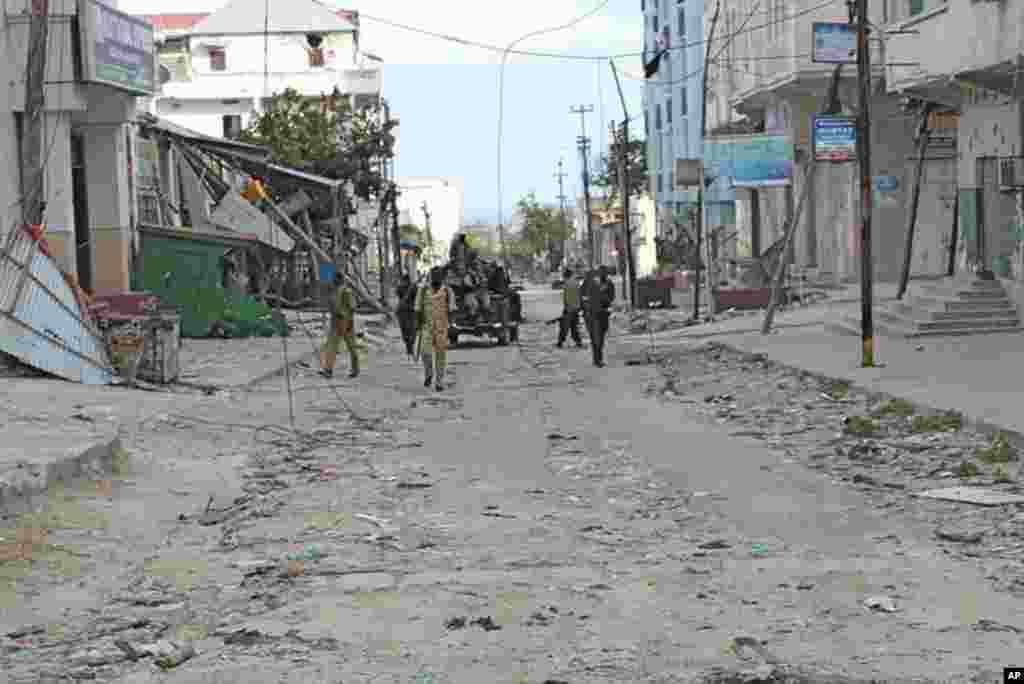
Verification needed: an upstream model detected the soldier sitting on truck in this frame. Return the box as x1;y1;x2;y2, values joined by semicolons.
463;251;492;318
449;234;468;278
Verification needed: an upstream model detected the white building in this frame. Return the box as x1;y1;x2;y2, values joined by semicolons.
140;0;380;140
642;0;705;238
395;177;463;267
2;0;156;294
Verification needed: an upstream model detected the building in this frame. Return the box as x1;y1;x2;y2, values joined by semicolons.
885;0;1023;289
2;0;159;294
701;0;958;286
642;0;705;240
395;177;463;267
140;0;379;140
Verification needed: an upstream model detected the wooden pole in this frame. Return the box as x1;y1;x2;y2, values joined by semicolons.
897;103;935;300
20;0;50;229
761;164;814;335
693;0;721;322
855;0;875;367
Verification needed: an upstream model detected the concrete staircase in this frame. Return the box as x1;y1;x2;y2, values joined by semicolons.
829;277;1023;338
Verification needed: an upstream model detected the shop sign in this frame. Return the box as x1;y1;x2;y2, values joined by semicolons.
811;22;856;64
813;116;857;162
78;0;156;95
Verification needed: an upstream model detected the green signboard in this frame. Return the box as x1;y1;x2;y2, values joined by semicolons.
78;0;156;95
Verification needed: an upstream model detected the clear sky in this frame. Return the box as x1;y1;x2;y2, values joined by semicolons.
118;0;646;224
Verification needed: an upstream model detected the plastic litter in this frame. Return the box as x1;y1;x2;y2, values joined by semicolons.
286;543;325;561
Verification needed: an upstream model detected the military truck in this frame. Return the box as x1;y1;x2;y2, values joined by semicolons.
445;256;521;347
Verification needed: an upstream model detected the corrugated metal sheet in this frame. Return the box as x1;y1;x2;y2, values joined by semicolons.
0;227;114;385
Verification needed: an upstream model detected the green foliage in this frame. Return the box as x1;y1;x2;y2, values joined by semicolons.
513;192;572;258
874;398;916;418
844;415;879;437
239;88;398;201
977;432;1017;464
828;380;850;400
993;465;1013;483
593;134;648;200
910;412;963;433
957;461;979;479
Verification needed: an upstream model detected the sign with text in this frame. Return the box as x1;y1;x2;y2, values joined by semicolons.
78;0;156;95
813;116;857;161
703;135;794;187
812;22;856;64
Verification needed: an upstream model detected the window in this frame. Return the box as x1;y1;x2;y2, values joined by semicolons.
655;104;662;130
680;87;688;117
657;174;663;193
641;0;645;11
222;115;242;140
208;47;226;71
651;15;658;34
678;6;686;39
666;98;673;124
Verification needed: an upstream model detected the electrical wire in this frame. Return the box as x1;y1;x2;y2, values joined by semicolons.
357;0;842;63
497;0;612;266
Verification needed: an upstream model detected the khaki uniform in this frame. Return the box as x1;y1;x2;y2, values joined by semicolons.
416;286;450;389
321;284;359;375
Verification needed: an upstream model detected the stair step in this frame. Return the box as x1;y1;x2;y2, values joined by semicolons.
877;308;1019;330
831;315;1024;339
910;294;1016;313
890;302;1019;321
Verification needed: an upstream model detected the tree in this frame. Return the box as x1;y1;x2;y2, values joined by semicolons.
592;135;648;201
239;88;398;202
514;192;572;258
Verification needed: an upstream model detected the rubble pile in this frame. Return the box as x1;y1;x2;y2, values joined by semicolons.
651;342;1024;595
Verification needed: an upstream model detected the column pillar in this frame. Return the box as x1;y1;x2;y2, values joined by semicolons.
41;112;76;276
83;122;132;293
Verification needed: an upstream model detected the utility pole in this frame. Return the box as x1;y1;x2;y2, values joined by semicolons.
694;0;721;322
854;0;875;367
21;0;50;230
608;59;636;308
571;105;595;270
554;159;568;270
421;201;432;266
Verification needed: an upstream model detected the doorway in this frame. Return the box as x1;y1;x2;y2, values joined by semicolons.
70;133;93;292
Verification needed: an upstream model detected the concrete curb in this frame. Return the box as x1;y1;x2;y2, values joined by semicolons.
707;340;1024;455
0;435;123;513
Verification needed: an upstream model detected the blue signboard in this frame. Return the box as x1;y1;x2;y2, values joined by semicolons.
318;262;338;282
813;116;857;162
873;175;899;192
812;22;856;64
703;135;793;188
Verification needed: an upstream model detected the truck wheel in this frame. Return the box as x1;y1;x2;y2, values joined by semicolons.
497;326;510;346
448;333;458;347
509;325;519;343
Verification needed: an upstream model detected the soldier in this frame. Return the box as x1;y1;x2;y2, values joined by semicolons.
556;267;583;349
320;272;359;379
395;273;417;358
581;266;615;368
415;266;451;391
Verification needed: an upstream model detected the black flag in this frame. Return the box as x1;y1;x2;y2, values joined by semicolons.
643;48;666;78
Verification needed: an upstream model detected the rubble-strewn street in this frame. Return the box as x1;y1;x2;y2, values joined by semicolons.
1;290;1023;683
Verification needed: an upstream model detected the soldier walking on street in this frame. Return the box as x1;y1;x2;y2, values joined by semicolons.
582;266;615;368
320;271;359;379
556;267;583;349
395;273;417;358
415;267;452;391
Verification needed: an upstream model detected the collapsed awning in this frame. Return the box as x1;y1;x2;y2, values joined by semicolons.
137;113;270;162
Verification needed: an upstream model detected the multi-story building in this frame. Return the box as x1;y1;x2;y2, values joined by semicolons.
2;0;158;293
701;0;959;285
140;0;379;140
886;0;1024;292
641;0;705;240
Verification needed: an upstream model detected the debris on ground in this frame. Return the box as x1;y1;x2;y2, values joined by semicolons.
470;616;502;631
862;596;899;613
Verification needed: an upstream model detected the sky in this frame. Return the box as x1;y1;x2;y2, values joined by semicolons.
118;0;647;225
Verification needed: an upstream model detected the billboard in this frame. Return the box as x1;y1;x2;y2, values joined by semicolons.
703;135;793;188
813;116;857;161
812;22;856;64
78;0;156;95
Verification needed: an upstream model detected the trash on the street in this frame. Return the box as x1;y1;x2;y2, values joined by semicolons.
698;539;732;550
863;596;899;613
917;487;1024;506
470;616;502;631
935;528;984;544
153;640;196;670
286;543;325;561
444;617;467;630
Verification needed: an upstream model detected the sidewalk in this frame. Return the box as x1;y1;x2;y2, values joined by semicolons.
628;281;1024;443
0;313;397;511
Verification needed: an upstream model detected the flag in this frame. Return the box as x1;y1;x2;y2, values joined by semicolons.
644;48;666;78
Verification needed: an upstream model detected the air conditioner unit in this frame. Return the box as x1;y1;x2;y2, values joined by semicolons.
999;157;1024;191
